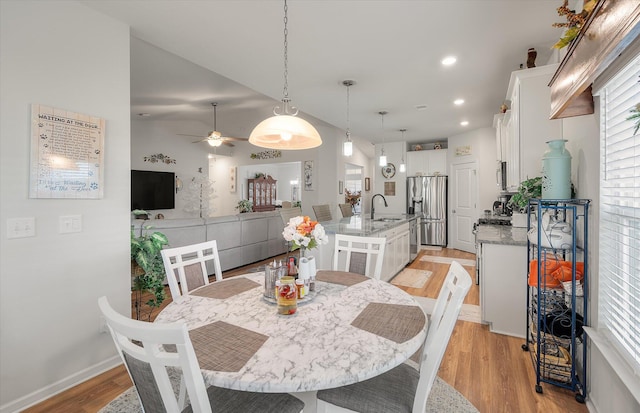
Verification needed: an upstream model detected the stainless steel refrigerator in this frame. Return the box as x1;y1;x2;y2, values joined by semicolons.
407;175;447;246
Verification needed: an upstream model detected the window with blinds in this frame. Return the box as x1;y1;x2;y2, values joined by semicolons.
598;52;640;374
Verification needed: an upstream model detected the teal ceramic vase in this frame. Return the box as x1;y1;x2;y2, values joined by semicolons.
542;139;571;199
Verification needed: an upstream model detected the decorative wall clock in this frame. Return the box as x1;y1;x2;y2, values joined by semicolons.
381;163;396;179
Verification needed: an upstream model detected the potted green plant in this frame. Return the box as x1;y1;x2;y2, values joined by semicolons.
131;218;169;321
236;199;253;213
509;177;542;213
508;177;542;227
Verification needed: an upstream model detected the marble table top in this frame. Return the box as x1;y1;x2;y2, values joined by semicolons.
155;272;427;393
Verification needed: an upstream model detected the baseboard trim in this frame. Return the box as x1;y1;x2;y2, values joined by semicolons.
0;356;122;413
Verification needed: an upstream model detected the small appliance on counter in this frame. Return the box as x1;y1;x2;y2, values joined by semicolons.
492;193;514;216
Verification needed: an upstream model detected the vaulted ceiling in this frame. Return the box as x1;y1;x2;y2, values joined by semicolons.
82;0;565;149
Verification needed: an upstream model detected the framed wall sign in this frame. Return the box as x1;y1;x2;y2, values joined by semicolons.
29;104;105;199
304;160;314;191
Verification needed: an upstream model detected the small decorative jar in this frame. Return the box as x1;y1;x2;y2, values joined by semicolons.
276;276;297;315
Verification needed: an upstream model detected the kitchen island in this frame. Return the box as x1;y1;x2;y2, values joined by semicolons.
309;214;417;282
475;224;528;338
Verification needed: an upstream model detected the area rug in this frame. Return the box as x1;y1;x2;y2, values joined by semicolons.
390;268;433;288
98;374;478;413
419;255;476;267
414;296;482;324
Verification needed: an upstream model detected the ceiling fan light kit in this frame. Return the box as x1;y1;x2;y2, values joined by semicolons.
249;0;321;150
183;102;248;147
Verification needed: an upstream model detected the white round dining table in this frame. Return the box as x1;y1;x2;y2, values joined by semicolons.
154;271;427;393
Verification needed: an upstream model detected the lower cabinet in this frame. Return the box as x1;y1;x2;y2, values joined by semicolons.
378;222;410;281
479;242;527;338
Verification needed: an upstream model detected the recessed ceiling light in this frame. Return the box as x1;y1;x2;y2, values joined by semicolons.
137;113;151;117
460;121;469;126
441;56;457;66
454;99;465;106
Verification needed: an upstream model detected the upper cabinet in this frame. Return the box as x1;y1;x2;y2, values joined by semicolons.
493;112;510;162
406;150;447;177
504;64;563;191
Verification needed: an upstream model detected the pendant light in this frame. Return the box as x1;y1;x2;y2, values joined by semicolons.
249;0;321;150
378;111;388;166
399;129;407;173
342;80;355;157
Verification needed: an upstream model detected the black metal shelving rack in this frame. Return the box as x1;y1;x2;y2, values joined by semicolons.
521;199;590;403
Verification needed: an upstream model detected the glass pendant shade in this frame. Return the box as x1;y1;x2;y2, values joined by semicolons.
379;154;387;166
343;140;353;156
249;115;322;150
399;163;406;173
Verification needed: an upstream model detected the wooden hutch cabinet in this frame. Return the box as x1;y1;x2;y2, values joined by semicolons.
248;175;277;212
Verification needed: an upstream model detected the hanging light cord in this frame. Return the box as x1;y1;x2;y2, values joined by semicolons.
275;0;298;116
346;82;351;139
380;111;386;155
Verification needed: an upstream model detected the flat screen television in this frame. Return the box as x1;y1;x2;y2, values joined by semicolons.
131;170;175;211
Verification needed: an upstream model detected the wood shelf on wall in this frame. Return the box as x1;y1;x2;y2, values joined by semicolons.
549;0;640;119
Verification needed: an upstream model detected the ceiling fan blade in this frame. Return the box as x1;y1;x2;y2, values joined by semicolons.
191;139;209;143
178;133;206;138
222;141;235;147
221;136;249;142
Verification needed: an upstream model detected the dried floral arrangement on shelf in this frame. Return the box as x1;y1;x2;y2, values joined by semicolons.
552;0;597;49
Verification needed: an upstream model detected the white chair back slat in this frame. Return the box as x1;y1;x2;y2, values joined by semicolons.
413;261;472;412
161;240;223;301
332;234;386;280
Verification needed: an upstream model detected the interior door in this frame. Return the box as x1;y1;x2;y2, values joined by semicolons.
450;161;477;253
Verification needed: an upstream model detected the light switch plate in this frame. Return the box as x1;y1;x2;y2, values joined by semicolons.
7;217;36;239
59;215;82;234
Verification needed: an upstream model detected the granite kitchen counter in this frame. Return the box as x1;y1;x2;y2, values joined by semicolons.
321;214;417;236
475;224;528;246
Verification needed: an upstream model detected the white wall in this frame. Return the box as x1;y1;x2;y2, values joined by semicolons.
373;141;407;215
447;127;501;214
0;2;131;411
131;118;219;218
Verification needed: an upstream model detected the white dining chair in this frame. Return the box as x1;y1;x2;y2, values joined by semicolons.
316;261;472;413
312;204;333;222
98;296;305;413
332;234;386;280
161;240;223;301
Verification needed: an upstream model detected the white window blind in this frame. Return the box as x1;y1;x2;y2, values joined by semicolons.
599;52;640;374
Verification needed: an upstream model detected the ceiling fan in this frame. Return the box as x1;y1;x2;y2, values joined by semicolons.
179;102;248;147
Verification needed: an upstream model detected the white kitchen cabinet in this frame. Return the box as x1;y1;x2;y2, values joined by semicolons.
377;222;410;281
505;64;563;191
406;150;447;177
479;242;527;338
493;112;509;161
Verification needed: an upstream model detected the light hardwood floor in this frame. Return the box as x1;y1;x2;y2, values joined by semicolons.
23;248;588;413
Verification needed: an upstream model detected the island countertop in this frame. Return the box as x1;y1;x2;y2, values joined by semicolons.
475;224;528;246
320;214;417;236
